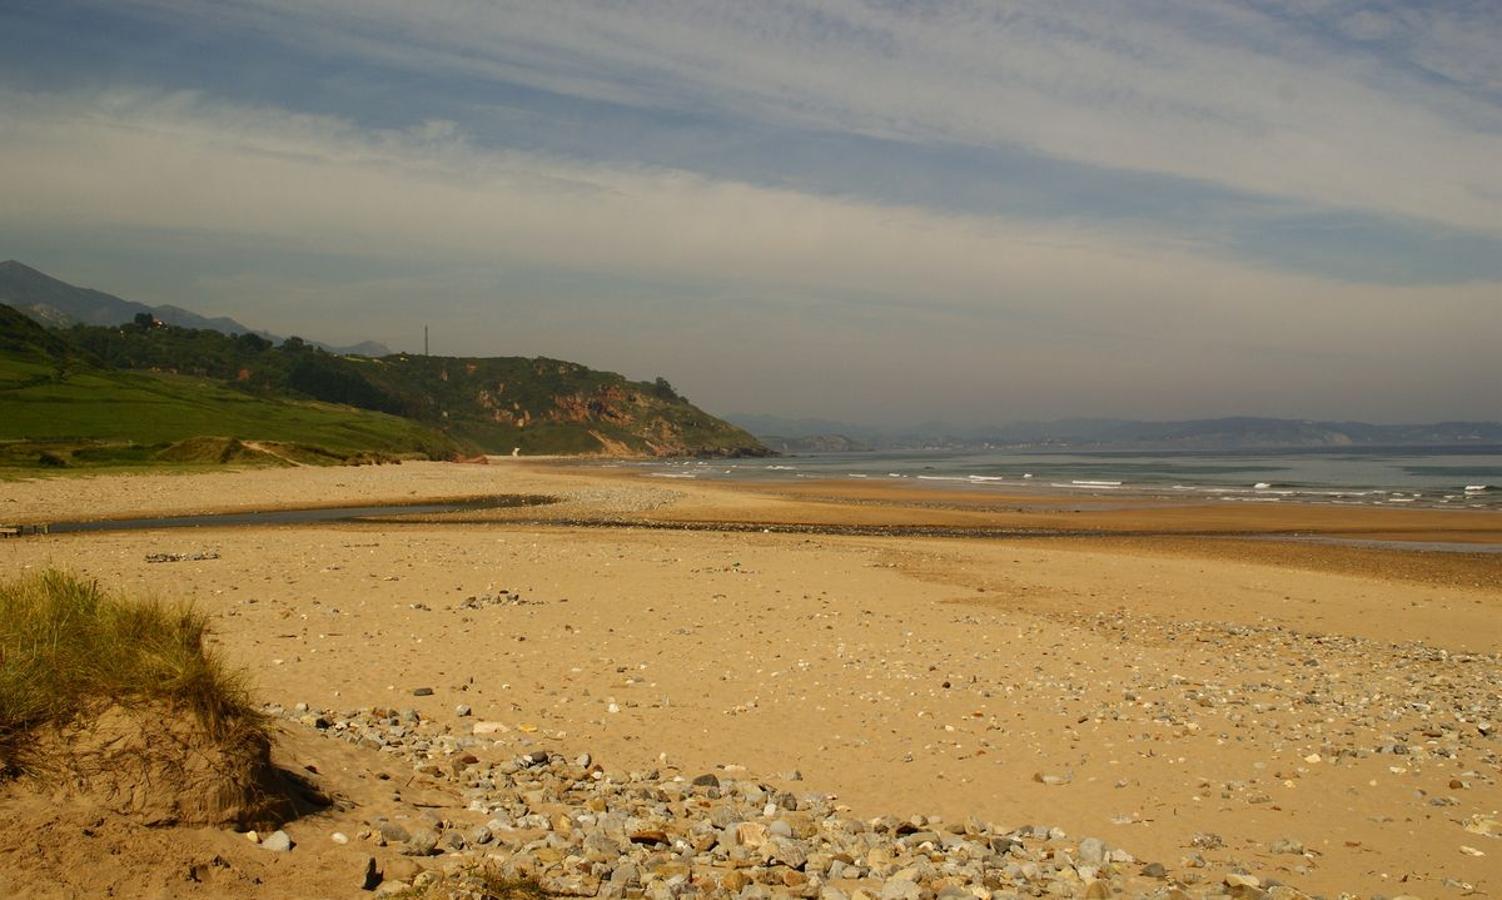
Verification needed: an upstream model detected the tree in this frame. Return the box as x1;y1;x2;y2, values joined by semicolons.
652;376;680;401
132;312;155;330
236;332;273;353
288;353;400;413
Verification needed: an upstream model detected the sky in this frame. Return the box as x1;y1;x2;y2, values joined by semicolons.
0;0;1498;426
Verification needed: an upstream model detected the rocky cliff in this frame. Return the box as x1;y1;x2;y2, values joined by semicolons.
355;354;769;457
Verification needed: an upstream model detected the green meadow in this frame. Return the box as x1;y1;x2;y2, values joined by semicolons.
0;355;461;472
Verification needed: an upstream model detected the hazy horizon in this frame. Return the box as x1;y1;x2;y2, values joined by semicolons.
2;1;1499;426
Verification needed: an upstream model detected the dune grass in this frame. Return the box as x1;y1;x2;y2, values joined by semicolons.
0;570;262;777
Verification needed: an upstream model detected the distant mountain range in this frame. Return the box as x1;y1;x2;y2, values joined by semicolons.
756;433;871;454
0;260;390;356
731;413;1502;451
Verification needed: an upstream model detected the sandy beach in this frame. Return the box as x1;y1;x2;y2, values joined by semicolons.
1;459;1498;897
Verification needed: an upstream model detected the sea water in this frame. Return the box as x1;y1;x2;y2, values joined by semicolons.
616;445;1502;510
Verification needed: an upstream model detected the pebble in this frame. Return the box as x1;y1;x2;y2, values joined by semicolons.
402;829;440;857
1077;836;1106;866
879;878;922;900
378;822;410;843
259;830;292;853
269;701;1311;899
360;856;381;891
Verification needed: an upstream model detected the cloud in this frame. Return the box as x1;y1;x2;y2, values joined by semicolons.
1;2;1495;421
0;83;1496;424
109;0;1502;235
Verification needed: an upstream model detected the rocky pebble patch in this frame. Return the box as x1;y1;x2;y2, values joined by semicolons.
269;703;1311;899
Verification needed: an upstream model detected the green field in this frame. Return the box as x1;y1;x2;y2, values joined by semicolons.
0;355;462;472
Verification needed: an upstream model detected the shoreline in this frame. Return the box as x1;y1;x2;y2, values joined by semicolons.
567;447;1502;511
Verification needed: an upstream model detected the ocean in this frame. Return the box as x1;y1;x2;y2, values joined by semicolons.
607;445;1502;510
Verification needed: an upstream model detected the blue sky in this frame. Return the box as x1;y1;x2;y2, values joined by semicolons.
0;0;1498;423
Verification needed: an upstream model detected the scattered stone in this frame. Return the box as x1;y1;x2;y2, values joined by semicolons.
379;822;411;843
360;856;381;891
736;822;769;849
629;829;669;846
411;687;434;697
144;550;221;563
879;878;921;900
266;701;1308;899
259;830;292;853
454;592;542;610
401;829;439;856
1077;836;1106;866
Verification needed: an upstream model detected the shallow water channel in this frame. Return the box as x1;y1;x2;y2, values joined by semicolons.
44;494;556;534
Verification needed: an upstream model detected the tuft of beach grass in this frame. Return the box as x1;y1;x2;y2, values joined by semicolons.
0;569;264;777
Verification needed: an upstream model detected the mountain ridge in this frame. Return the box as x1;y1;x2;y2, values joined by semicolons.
730;413;1502;451
0;260;391;357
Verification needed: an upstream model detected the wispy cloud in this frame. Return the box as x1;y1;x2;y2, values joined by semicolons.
1;85;1495;422
111;0;1502;234
0;3;1498;421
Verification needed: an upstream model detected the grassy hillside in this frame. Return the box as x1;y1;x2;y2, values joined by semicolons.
51;309;765;457
0;302;767;468
0;302;83;368
0;307;463;472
